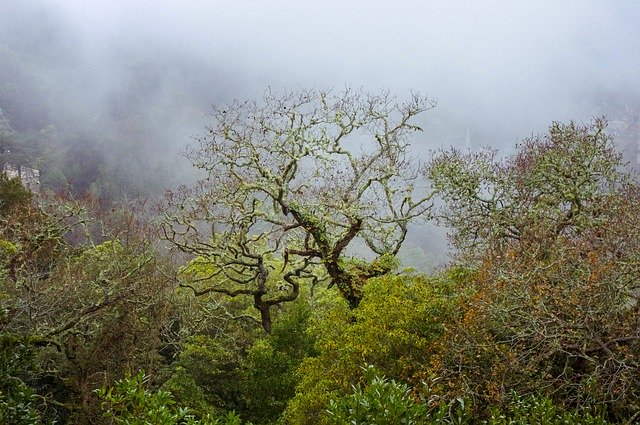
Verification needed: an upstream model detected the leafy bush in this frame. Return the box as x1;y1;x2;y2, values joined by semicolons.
161;335;244;418
327;371;610;425
326;365;469;425
486;393;609;425
241;300;316;424
96;372;246;425
0;337;41;425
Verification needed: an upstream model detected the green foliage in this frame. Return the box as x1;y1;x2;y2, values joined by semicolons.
0;239;18;277
241;301;316;424
326;371;610;425
159;366;217;420
161;335;244;417
0;239;18;258
96;372;246;425
326;365;470;425
0;336;41;425
326;367;428;425
0;172;31;216
0;196;179;423
97;372;188;425
285;273;458;424
486;393;609;425
161;299;316;424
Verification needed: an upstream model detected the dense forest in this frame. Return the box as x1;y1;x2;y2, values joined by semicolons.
3;2;640;424
2;87;640;424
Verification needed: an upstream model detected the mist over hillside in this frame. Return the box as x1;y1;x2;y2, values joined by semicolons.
2;1;639;188
0;1;237;196
0;0;639;265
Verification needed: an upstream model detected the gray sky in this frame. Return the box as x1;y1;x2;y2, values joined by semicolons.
43;1;640;141
0;0;635;148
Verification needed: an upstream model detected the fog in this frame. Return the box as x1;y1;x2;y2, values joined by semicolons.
4;1;640;144
1;0;639;263
48;1;640;125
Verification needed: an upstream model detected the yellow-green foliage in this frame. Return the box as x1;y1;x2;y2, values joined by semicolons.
0;239;18;282
179;255;303;293
93;239;123;256
0;239;18;258
284;273;459;424
0;239;18;273
179;256;217;280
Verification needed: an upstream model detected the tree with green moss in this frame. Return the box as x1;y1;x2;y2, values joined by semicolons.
162;88;435;332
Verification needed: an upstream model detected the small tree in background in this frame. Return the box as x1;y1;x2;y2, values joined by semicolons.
0;172;31;216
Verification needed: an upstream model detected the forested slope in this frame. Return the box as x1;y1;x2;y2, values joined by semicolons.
1;95;639;423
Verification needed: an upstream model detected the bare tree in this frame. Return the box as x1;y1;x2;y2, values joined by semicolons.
162;88;435;332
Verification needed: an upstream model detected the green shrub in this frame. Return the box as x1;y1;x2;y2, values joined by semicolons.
0;337;41;425
161;335;244;417
326;365;470;425
96;372;246;425
486;393;609;425
241;301;316;424
327;374;611;425
285;273;459;423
